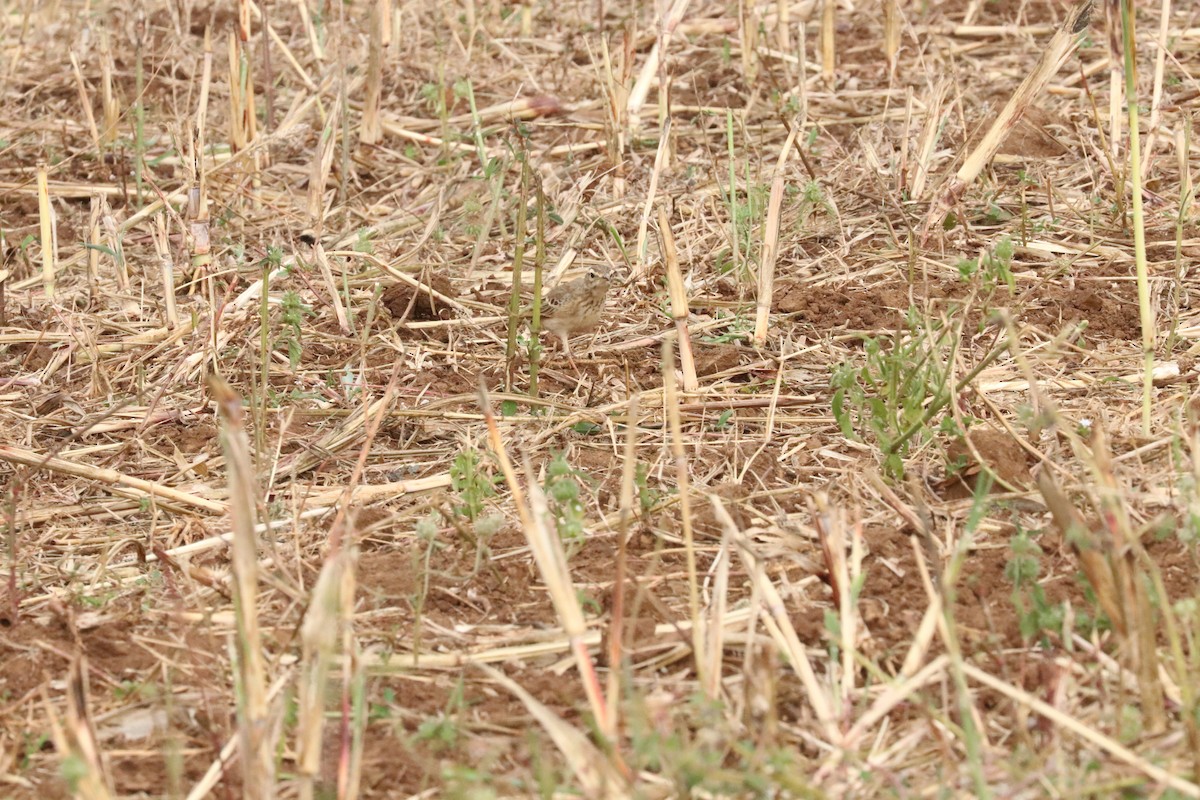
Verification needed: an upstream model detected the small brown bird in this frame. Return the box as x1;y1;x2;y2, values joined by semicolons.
538;265;612;366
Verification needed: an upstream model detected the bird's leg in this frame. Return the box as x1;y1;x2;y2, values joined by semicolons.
559;334;582;373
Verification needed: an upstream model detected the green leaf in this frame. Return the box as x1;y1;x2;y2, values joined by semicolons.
83;242;118;258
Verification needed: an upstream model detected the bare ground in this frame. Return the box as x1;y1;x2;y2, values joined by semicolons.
4;0;1200;797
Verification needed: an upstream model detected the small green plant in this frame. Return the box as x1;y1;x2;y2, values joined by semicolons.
414;678;467;752
441;764;498;798
701;311;752;344
369;687;396;721
276;289;313;369
544;453;590;554
956;235;1015;296
450;447;497;522
719;181;769;279
420;81;445;115
409;510;442;656
830;307;957;478
415;714;460;751
634;463;662;514
21;732;49;770
795;180;833;227
352;227;374;254
1006;527;1065;642
625;690;814;796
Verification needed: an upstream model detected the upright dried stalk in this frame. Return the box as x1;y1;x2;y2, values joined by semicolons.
1120;0;1153;434
634;117;671;278
608;393;641;723
211;377;275;799
657;206;697;390
1106;0;1123;161
36;163;56;301
1139;0;1172;174
228;30;258;153
152;213;179;328
296;549;357;797
360;0;383;146
504;157;531;389
821;0;835;79
662;336;706;688
86;195;101;299
99;31;119;146
626;0;691;123
187;125;213;292
753;125;800;345
883;0;899;75
70;51;101;158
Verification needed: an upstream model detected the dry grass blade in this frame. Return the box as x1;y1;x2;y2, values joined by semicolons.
10;1;1200;795
923;0;1093;240
635;117;672;277
608;393;640;727
306;89;342;233
43;658;114;800
296;548;357;792
1036;469;1124;636
1086;425;1165;731
476;664;628;797
522;457;612;730
311;243;350;334
36;163;57;301
711;495;840;745
962;663;1200;798
663;336;707;691
627;0;692;122
0;445;226;514
811;493;861;711
151;213;178;329
753;125;799;346
360;1;384;147
85;195;101;299
281;391;395;477
210;376;275;798
657;206;697;391
478;382;611;735
69;51;101;158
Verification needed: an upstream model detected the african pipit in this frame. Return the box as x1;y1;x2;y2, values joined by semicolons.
538;265;612;367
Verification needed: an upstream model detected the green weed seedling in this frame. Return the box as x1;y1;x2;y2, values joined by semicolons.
634;462;662;515
957;235;1015;323
447;447;505;578
450;447;498;523
544;452;593;556
276;289;313;369
831;307;957;478
1006;526;1068;644
414;677;467;753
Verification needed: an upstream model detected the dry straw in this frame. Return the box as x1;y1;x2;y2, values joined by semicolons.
923;0;1093;239
211;376;275;798
9;0;1200;795
36;163;57;301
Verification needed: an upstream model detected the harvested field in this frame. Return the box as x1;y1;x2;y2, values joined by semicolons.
4;0;1200;797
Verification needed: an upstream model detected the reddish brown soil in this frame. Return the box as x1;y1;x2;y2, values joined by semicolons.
779;275;1143;342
